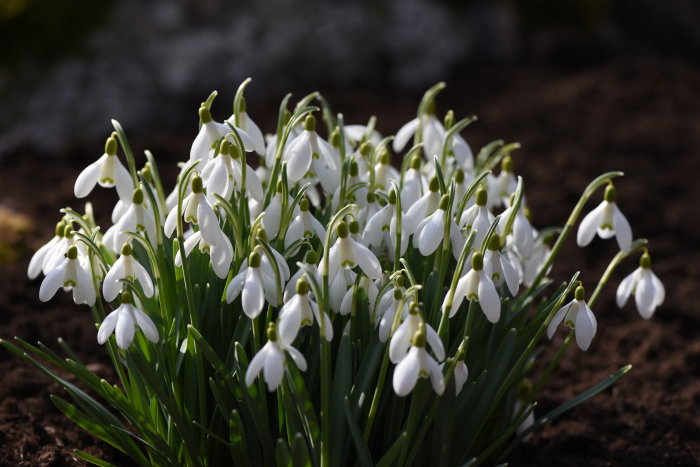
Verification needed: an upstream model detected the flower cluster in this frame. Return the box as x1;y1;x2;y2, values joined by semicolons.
21;82;662;465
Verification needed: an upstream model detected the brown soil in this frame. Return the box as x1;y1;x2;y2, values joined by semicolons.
1;57;698;465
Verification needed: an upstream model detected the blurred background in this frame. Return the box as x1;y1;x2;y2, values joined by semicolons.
1;0;699;154
1;1;699;465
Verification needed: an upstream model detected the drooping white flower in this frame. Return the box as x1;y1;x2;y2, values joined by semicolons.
103;186;158;253
28;220;65;280
245;322;307;392
227;97;266;156
521;231;552;287
344;124;382;147
487;155;517;209
499;202;535;258
284;115;340;192
459;187;495;249
103;243;154;302
362;191;408;258
284;198;326;250
279;278;333;341
39;245;96;306
97;293;158;350
392;326;445;397
190;105;253;163
164;175;223;246
483;234;520;297
200;140;264;202
547;286;597;351
403;177;440;235
371;149;400;192
74;133;134;202
453;360;469;395
226;250;283;317
284;251;319;301
616;251;664;319
339;274;380;317
412;194;463;258
328;221;382;280
577;184;632;253
377;286;410;343
401;155;427;208
329;267;356;314
175;229;233;280
393;110;445;158
447;252;501;322
389;305;444;364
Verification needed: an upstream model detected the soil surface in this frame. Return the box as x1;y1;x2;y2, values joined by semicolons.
1;57;698;465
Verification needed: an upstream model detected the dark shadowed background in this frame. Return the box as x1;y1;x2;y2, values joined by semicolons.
1;1;699;465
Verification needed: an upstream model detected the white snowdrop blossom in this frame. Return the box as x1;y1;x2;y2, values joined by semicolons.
175;229;233;280
200;139;264;202
39;245;96;306
284;115;340;192
164;175;223;246
412;194;464;259
447;252;501;322
103;186;158;252
483;234;520;297
245;322;307;392
403;178;440;235
453;360;469;395
74;133;134;202
547;286;597;351
499;202;535;258
227;97;266;156
393;109;445;158
226;251;278;319
400;155;427;208
389;305;444;364
577;184;632;253
97;293;158;350
616;252;665;319
362;191;408;258
487;155;517;209
459;187;495;249
28;220;65;280
371;149;400;192
328;221;382;280
285;198;326;250
103;243;154;302
190;104;253;163
279;278;333;341
392;327;445;397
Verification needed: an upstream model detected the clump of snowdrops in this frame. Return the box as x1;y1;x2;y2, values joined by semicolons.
4;81;664;466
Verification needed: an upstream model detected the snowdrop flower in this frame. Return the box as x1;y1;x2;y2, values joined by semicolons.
487;155;517;209
413;194;464;258
363;190;407;257
453;360;469;395
401;155;427;208
447;252;501;323
284;115;340;191
371;149;400;192
483;234;520;297
200;140;264;202
279;278;333;341
521;231;552;287
339;273;380;317
393;105;445;158
577;183;632;252
377;287;410;342
74;133;134;202
39;245;96;306
97;292;158;350
392;327;445;397
190;105;253;163
227;97;265;156
328;221;382;280
103;243;154;302
344;124;382;147
259;183;297;241
103;187;157;252
403;177;440;235
460;187;495;249
285;198;326;250
28;219;66;279
175;229;233;280
616;251;665;319
389;304;444;364
40;225;76;275
227;249;284;317
499;201;534;258
164;175;223;247
547;285;597;351
245;322;307;392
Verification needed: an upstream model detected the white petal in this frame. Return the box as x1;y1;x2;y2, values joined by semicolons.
74;159;102;198
425;325;445;361
574;302;597;351
426;355;445;395
134;308;159;343
261;196;281;240
197;198;221;246
389;325;410;363
39;262;66;302
339;289;353;316
285;345;307;372
635;272;656;319
651;272;665;306
97;310;119;345
284;217;304;249
163;206;178;238
226;270;246;303
616;270;637;308
418;213;444;256
243;113;266;155
210;234;233;279
547;301;571;339
103;256;125;302
448;274;469;318
286;133;312;183
393;347;420;397
114;162;135;202
454;361;469;395
245;345;267;387
351;240;382;279
393;118;419;153
28;237;58;280
613;204;632;253
501;256;520;297
263;345;285;391
245;166;264;201
242;270;265;318
75;264;96;306
133;260;154;298
478;272;501;323
115;306;136;349
577;202;605;247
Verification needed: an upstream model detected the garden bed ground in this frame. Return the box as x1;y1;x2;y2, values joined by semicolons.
1;57;698;466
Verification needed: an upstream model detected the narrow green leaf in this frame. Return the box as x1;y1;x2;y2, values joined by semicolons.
73;450;118;467
344;396;373;467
